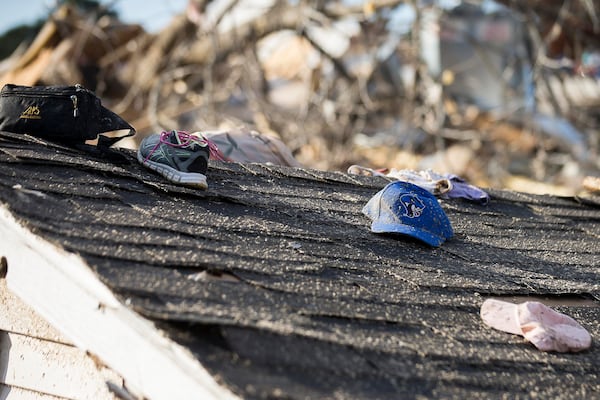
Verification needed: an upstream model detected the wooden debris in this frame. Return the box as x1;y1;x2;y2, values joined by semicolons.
0;1;598;195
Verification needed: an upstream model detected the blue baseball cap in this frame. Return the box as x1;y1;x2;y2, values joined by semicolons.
362;181;454;247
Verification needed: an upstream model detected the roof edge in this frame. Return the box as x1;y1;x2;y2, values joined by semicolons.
0;205;239;400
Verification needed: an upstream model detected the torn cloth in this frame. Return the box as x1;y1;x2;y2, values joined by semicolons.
480;298;592;353
348;165;489;204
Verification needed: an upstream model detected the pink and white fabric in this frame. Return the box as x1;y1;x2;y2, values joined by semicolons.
480;298;592;353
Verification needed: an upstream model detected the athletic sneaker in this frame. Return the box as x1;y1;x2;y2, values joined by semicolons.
137;130;211;189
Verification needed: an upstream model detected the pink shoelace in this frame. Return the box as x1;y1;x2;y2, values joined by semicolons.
145;130;227;162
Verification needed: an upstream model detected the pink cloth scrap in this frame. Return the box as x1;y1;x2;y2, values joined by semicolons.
480;298;592;353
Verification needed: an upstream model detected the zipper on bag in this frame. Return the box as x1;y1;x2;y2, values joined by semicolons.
70;94;79;117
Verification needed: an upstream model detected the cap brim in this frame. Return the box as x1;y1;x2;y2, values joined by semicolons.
370;220;445;247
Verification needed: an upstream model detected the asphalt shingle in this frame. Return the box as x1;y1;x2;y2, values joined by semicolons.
0;132;598;399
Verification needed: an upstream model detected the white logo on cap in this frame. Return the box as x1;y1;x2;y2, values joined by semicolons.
399;193;425;218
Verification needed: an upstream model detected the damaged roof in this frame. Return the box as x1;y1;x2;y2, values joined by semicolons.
0;131;599;399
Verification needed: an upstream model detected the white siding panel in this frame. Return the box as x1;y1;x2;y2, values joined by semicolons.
0;331;119;399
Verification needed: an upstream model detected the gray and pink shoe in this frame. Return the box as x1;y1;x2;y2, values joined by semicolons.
137;130;222;189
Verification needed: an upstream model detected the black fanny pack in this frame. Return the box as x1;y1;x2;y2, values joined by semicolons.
0;84;135;148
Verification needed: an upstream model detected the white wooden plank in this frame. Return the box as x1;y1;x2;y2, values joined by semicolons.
0;206;238;400
0;383;65;400
0;280;69;344
0;331;118;399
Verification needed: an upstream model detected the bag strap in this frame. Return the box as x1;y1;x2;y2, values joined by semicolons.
96;105;136;149
97;130;134;149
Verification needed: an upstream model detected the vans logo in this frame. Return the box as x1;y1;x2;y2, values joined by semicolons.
20;106;41;120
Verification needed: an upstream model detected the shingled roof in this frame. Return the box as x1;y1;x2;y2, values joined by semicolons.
0;131;598;399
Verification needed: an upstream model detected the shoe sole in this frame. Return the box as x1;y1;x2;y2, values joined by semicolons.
137;151;208;189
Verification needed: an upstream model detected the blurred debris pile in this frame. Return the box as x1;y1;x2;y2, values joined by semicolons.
1;0;599;195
